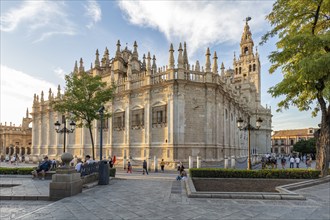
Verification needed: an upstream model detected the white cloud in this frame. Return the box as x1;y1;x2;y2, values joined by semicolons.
54;67;67;80
85;0;102;29
0;1;77;41
0;65;57;125
118;1;273;54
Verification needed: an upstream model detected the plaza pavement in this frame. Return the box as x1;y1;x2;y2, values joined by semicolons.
0;170;329;220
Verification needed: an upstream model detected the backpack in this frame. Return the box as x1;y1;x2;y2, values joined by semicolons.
281;158;286;163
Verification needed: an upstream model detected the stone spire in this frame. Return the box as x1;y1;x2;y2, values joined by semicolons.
48;88;52;100
212;51;218;74
195;60;200;71
233;51;236;62
103;47;110;67
146;52;151;72
73;60;78;74
33;94;37;105
26;108;29;118
152;55;157;74
40;91;44;102
95;49;100;68
142;54;146;70
205;47;211;72
168;43;175;69
177;43;184;69
57;85;61;98
133;41;138;59
116;40;121;57
183;42;189;69
79;58;84;73
220;62;225;76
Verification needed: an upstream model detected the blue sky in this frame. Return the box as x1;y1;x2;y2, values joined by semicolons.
0;0;320;131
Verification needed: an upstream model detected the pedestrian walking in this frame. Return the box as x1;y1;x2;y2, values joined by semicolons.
289;156;295;168
295;156;300;168
160;159;165;172
142;160;148;175
127;161;132;173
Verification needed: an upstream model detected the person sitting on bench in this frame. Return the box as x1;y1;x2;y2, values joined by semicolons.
32;156;52;180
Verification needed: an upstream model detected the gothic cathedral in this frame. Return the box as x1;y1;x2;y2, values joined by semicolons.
30;21;272;164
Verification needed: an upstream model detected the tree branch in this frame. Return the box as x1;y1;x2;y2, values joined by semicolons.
312;0;323;35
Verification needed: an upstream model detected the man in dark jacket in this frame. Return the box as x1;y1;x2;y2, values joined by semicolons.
142;160;148;175
32;156;52;180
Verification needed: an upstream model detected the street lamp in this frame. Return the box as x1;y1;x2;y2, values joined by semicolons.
98;106;105;161
237;115;263;170
54;115;76;153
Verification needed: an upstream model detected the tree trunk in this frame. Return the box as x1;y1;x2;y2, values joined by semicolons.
88;125;95;160
315;108;330;177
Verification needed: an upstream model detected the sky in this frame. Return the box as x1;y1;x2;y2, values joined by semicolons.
0;0;320;131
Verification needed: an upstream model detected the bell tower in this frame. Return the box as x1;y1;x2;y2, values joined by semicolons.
233;17;261;103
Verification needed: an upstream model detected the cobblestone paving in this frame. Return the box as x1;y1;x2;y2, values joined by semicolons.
0;171;328;220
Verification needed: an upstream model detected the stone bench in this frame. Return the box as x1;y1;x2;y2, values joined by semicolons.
36;171;56;180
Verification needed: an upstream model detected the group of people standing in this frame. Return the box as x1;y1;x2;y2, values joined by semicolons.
280;155;313;169
126;159;167;174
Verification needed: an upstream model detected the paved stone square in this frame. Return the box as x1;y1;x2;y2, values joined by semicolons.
0;171;329;220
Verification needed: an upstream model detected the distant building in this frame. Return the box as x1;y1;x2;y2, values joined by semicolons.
31;20;272;162
0;109;32;158
271;128;317;155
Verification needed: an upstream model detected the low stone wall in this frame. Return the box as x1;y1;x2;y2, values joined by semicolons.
81;173;99;185
185;177;306;200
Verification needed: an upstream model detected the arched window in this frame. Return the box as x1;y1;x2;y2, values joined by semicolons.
249;65;252;72
244;47;248;55
253;64;256;71
239;67;241;74
235;68;238;75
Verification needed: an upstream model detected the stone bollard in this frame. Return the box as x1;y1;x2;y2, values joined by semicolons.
224;157;228;169
154;155;158;172
49;153;82;201
231;156;236;169
189;156;193;169
123;158;126;170
197;156;201;168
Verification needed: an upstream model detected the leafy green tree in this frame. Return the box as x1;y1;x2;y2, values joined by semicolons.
293;138;316;154
261;0;330;176
52;72;115;160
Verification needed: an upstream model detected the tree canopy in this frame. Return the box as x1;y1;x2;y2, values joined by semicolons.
293;138;316;154
52;72;115;160
261;0;330;176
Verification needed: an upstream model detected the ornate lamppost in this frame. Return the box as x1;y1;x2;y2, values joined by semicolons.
54;115;76;153
237;115;263;170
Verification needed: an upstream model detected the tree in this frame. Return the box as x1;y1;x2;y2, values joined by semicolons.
293;138;316;155
52;72;115;160
261;0;330;176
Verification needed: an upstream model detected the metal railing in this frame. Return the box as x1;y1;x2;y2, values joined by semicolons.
80;161;100;176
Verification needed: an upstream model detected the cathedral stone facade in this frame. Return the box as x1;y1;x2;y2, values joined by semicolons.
0;109;32;159
31;22;272;163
